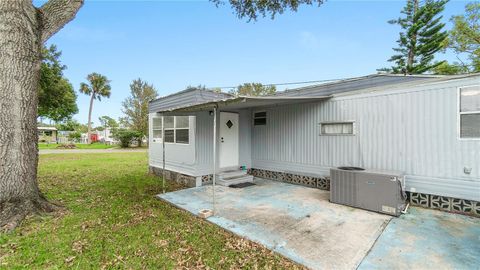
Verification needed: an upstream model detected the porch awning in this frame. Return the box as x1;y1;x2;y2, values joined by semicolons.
156;95;331;113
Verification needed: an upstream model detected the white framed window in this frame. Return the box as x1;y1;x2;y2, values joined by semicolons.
320;121;355;135
162;116;190;144
175;116;189;144
152;116;163;143
458;85;480;139
254;111;267;126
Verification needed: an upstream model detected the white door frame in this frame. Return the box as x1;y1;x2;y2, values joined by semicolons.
219;111;239;170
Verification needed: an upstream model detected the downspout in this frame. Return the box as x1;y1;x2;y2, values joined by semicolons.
162;115;166;194
212;105;218;215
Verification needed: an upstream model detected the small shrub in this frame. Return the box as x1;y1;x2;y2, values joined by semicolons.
68;131;81;142
113;129;142;148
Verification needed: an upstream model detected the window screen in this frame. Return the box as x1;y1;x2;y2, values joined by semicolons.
164;116;174;128
164;129;174;143
460;113;480;138
460;86;480;112
320;122;354;135
175;129;189;144
152;117;162;140
254;112;267;126
175;116;189;128
459;86;480;139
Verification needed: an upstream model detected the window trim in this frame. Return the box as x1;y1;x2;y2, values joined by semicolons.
253;111;267;126
457;85;480;141
319;121;356;136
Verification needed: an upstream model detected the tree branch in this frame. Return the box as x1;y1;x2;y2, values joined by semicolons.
39;0;84;43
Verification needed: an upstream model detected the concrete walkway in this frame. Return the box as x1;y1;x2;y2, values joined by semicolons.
359;207;480;270
39;148;147;154
158;179;480;270
159;179;391;269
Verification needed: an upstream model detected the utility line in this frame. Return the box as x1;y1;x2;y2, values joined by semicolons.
210;77;348;90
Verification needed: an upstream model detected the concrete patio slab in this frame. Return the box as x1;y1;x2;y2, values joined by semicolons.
359;207;480;270
158;179;391;269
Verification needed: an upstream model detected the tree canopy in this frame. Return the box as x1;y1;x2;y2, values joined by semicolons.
211;0;324;21
79;73;112;101
98;116;119;129
447;2;480;72
385;0;449;74
230;83;276;96
121;79;158;136
38;45;78;122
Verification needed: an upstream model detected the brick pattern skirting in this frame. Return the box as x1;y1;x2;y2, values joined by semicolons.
249;168;330;191
408;192;480;217
201;174;213;184
149;166;196;188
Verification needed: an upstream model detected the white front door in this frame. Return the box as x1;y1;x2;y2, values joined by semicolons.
219;112;239;169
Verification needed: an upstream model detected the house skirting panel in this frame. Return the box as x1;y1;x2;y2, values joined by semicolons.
149;166;197;188
407;192;480;217
249;168;330;191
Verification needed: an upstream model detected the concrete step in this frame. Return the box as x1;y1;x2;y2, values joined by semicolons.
218;170;247;180
217;175;254;187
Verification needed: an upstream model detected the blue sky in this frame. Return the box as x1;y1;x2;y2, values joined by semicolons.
38;0;469;126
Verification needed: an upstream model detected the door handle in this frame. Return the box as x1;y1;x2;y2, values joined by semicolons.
221;137;224;143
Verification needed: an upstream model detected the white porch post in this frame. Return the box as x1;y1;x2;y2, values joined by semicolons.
212;106;217;214
162;115;166;194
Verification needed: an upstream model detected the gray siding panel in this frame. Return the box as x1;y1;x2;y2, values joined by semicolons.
252;78;480;201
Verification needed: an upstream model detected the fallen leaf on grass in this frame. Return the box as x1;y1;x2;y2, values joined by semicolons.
154;239;168;248
65;256;75;265
72;240;88;254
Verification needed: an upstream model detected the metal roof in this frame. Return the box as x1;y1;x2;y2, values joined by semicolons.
149;88;233;113
273;74;451;97
151;73;480;113
159;96;330;114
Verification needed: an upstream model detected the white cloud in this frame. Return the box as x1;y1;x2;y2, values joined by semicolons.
299;31;320;50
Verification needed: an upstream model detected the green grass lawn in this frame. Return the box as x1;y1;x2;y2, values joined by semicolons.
38;143;117;150
0;152;301;269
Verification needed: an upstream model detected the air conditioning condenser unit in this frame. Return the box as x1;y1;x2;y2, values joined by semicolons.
330;167;407;216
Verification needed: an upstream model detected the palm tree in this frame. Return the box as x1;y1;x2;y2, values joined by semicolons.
80;73;111;144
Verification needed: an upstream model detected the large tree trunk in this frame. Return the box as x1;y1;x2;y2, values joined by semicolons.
86;94;95;144
0;0;83;231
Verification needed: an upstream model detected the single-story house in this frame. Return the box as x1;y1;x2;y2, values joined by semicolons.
148;73;480;217
38;126;58;143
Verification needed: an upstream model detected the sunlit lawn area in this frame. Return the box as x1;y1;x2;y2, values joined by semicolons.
38;143;116;150
0;152;301;269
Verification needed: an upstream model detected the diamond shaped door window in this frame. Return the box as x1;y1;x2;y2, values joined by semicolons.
226;120;233;129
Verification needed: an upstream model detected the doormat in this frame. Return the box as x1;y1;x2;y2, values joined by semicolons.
229;182;256;188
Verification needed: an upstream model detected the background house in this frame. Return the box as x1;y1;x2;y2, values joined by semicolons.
38;126;58;143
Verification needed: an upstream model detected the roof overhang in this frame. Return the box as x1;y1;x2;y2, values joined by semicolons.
156;95;331;114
